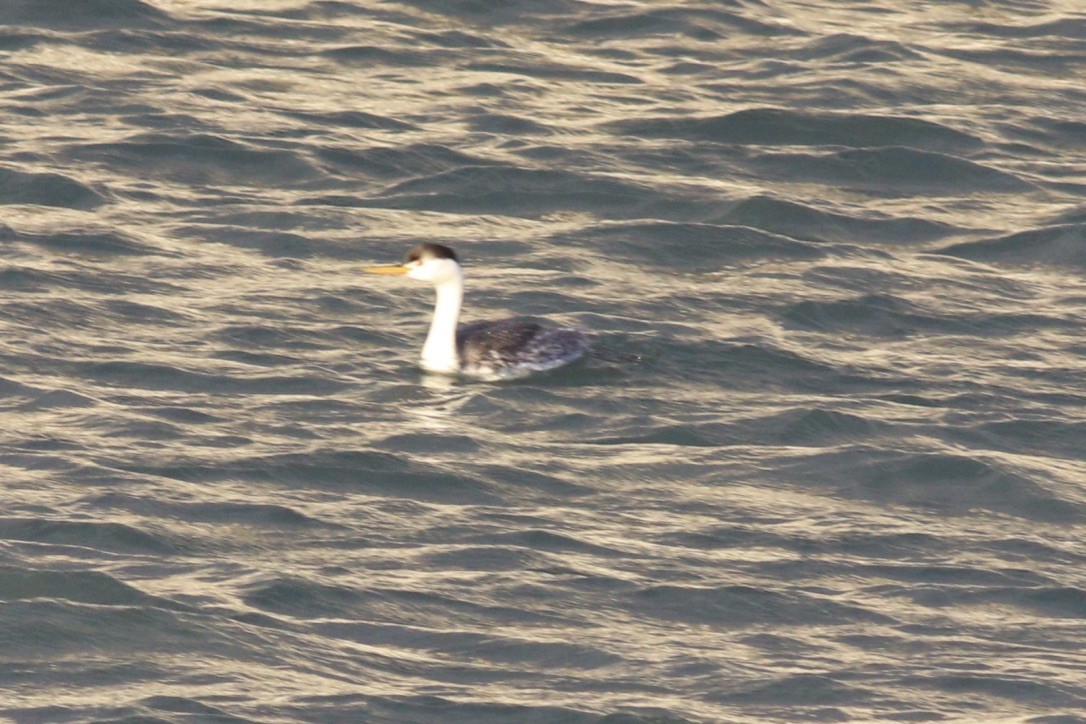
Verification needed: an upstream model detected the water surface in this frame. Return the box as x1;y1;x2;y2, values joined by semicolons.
1;1;1085;721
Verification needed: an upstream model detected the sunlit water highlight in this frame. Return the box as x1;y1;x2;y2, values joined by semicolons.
1;1;1085;722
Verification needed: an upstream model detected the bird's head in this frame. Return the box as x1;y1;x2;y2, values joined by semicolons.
363;243;461;285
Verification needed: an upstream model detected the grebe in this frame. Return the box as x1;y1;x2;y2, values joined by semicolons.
364;243;589;380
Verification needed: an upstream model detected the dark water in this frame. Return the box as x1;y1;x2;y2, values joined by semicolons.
2;1;1085;722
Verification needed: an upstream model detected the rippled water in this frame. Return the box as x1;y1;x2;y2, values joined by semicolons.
2;1;1085;722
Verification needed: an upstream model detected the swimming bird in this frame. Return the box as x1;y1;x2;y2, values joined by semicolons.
363;243;589;380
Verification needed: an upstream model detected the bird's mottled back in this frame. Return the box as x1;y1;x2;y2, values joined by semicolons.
457;318;588;379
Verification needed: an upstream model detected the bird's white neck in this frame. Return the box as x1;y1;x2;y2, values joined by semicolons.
420;270;463;374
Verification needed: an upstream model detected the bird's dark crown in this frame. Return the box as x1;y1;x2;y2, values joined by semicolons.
405;243;458;264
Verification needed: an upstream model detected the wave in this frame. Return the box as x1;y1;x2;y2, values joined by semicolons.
333;165;683;218
2;226;159;256
73;132;322;188
575;220;823;268
799;449;1082;522
748;146;1033;194
0;0;171;30
720;195;957;243
0;518;174;555
610;108;982;151
631;583;893;627
0;167;106;209
937;224;1086;269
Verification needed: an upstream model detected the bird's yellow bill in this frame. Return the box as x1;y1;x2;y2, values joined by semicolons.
362;265;409;275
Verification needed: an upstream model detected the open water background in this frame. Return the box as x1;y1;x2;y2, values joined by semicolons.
1;1;1085;721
